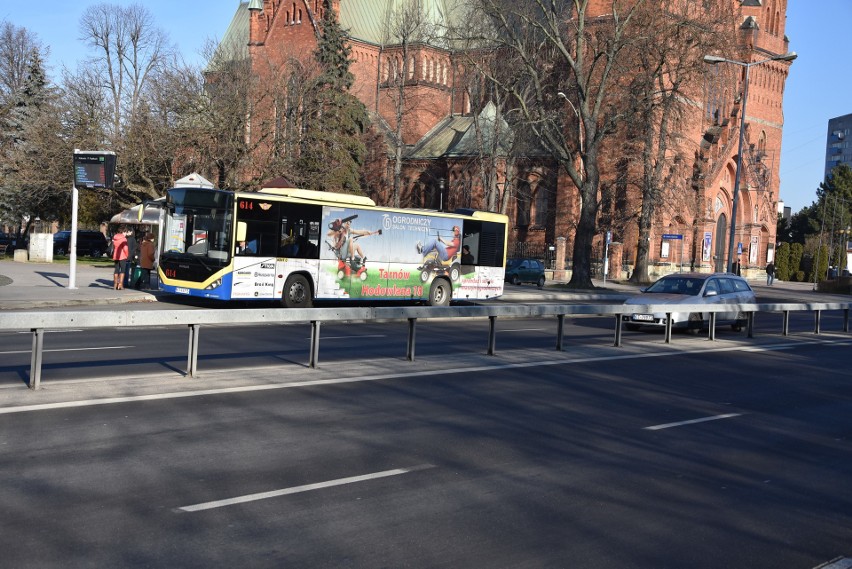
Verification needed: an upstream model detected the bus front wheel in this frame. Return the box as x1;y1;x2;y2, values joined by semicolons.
429;278;451;307
282;274;313;309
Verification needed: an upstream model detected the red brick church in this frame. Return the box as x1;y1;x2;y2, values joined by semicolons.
220;0;793;279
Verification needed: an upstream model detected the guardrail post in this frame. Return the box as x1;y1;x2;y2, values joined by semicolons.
664;313;673;344
187;324;200;378
487;316;497;355
406;318;417;361
782;310;790;336
747;312;754;338
613;315;622;347
556;314;565;351
708;313;716;341
844;308;849;333
814;310;821;335
29;328;44;390
309;321;321;368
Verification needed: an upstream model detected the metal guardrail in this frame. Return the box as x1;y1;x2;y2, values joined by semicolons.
1;302;850;390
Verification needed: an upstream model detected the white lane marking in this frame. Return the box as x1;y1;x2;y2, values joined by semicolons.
644;413;743;431
307;334;387;340
0;346;133;355
177;464;434;513
1;338;848;415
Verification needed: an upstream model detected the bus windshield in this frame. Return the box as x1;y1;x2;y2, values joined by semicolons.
162;188;234;263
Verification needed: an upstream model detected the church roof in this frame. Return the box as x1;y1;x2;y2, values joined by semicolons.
212;1;250;67
340;0;470;47
408;102;515;159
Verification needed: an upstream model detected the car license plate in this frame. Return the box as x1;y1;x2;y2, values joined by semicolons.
632;314;654;322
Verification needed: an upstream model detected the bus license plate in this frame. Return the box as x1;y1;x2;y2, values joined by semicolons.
176;287;190;295
633;314;653;322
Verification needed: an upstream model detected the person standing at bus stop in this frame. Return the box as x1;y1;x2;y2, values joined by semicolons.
134;232;156;289
124;228;138;287
112;225;129;290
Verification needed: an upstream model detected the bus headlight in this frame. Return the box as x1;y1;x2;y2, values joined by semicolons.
204;278;222;290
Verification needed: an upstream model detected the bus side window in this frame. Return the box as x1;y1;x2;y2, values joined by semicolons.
280;205;321;259
461;220;505;267
239;221;276;256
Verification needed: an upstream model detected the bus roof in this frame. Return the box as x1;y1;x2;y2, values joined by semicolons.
228;186;507;223
256;187;376;207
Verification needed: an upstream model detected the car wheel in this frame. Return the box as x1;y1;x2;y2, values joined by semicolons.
56;247;67;256
90;248;103;258
510;274;520;285
537;275;545;288
282;274;312;308
429;278;451;306
731;320;746;332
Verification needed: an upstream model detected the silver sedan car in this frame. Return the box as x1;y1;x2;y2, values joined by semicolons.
623;272;757;332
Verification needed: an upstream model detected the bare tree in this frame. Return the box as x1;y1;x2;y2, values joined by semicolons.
620;1;737;283
381;0;436;207
470;0;647;288
78;3;175;142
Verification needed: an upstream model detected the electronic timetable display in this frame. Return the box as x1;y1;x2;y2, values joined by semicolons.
73;151;116;189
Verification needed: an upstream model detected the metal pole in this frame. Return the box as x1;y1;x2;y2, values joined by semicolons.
187;324;199;378
726;64;751;275
69;185;79;289
406;318;417;361
309;321;321;368
29;328;44;389
556;314;565;351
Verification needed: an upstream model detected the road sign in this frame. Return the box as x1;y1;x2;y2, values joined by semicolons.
737;242;743;255
662;233;683;240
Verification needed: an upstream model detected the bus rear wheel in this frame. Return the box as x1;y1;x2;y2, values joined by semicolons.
282;274;312;308
429;278;451;306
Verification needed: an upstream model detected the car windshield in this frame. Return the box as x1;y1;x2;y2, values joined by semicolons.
645;276;705;296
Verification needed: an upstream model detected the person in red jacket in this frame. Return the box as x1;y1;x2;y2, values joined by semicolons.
111;226;129;290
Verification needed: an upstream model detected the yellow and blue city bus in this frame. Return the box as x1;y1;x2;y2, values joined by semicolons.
158;186;508;307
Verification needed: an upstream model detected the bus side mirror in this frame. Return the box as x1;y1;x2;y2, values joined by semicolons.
236;222;247;242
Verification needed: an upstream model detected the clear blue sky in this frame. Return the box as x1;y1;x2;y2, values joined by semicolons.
4;0;847;215
779;0;851;213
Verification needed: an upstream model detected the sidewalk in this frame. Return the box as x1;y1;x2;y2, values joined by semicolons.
0;257;845;310
0;258;160;310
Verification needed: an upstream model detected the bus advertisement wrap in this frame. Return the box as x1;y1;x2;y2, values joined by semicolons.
158;187;507;306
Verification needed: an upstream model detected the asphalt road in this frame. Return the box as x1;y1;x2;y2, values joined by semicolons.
1;314;851;568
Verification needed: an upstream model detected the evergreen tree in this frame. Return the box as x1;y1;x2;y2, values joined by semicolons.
297;4;369;193
790;242;804;281
0;50;71;232
774;242;790;281
789;164;852;245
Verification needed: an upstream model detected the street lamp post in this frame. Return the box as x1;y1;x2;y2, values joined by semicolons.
703;51;797;273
